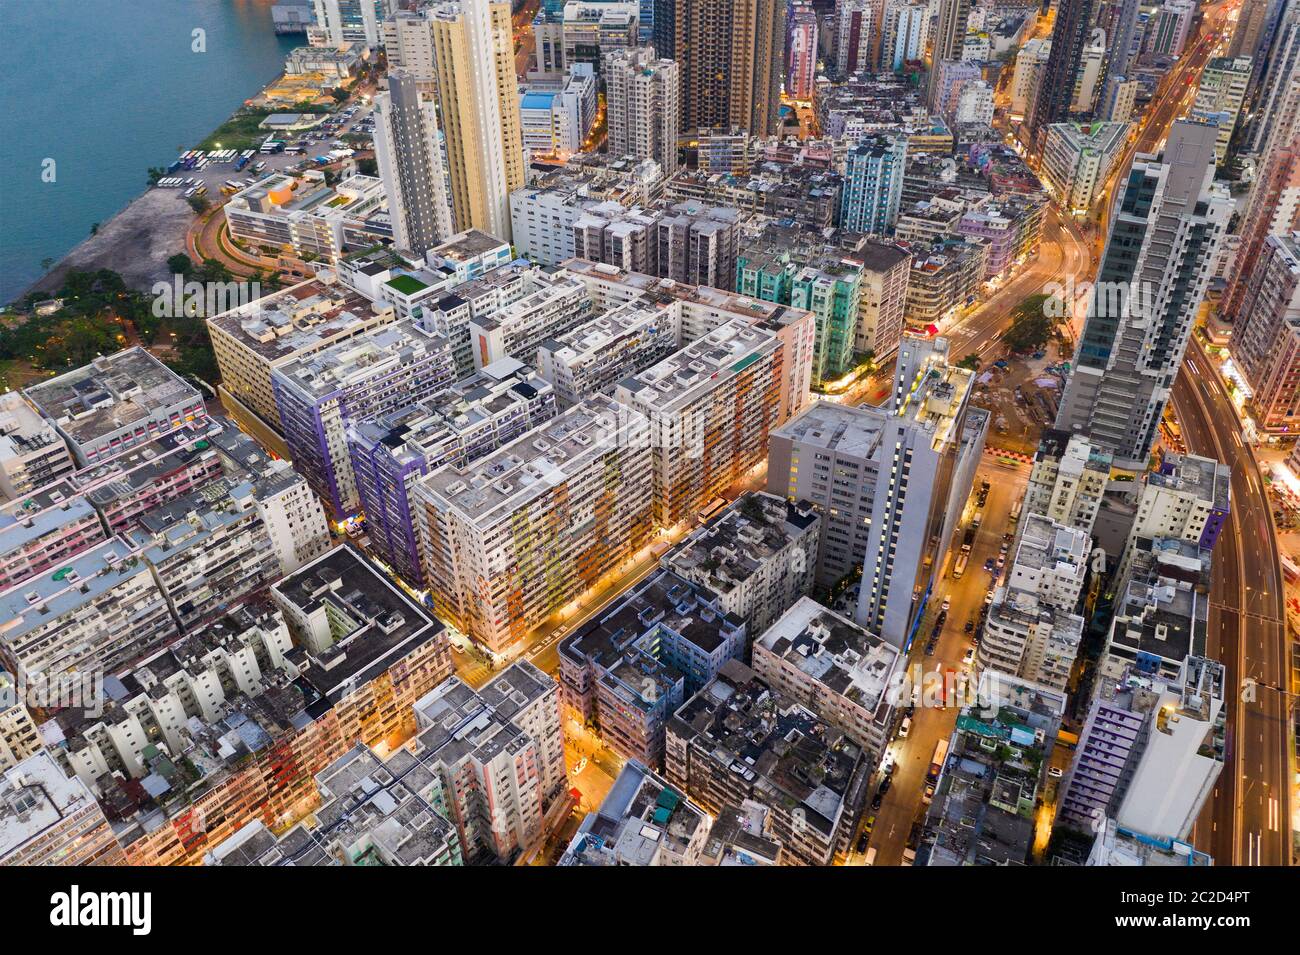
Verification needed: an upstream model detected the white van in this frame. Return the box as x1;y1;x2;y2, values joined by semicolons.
864;847;877;866
898;716;912;739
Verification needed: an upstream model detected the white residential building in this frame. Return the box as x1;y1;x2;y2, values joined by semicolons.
752;595;901;762
977;512;1089;691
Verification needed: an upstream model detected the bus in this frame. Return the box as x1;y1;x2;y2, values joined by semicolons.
697;497;728;526
927;739;949;782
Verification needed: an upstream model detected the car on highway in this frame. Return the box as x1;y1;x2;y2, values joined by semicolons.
1048;766;1064;779
898;717;911;739
962;647;976;668
941;596;951;612
964;619;974;633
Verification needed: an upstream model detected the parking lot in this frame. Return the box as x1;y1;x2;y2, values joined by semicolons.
151;101;375;200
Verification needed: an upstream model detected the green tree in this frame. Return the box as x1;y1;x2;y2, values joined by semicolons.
956;353;981;371
167;253;194;277
186;194;210;214
1001;293;1064;354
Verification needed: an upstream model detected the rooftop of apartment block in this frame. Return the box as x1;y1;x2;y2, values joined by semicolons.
417;395;626;526
560;568;746;669
616;320;777;413
669;660;865;838
349;357;552;466
0;536;147;641
208;277;391;362
0;751;103;859
273;545;442;708
0;392;63;462
273;317;451;402
23;348;201;449
560;759;708;866
755;596;901;716
663;493;819;597
1148;452;1230;513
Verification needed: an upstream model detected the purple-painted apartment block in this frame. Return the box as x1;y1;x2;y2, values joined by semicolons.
272;319;457;520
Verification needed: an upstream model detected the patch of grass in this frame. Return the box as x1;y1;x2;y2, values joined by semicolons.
0;359;44;392
196;105;331;151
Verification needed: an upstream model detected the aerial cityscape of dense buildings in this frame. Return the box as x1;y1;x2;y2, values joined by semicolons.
0;0;1295;894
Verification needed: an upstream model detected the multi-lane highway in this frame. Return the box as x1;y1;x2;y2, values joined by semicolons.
1172;341;1292;866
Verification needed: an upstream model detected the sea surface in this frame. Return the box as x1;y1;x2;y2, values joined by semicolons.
0;0;298;302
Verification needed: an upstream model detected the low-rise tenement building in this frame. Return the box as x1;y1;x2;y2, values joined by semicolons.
272;318;457;519
347;358;557;587
918;678;1065;865
1040;121;1129;217
559;759;711;866
751;596;901;763
404;662;565;864
1024;429;1112;539
614;320;784;529
0;391;74;502
1102;536;1210;683
666;659;872;866
75;424;227;535
536;299;679;406
204;425;332;575
127;474;283;634
0;485;106;593
0;423;232;594
97;546;452;865
467;268;594;369
903;236;990;328
23;347;206;467
1057;654;1225;842
509;157;665;266
661;492;819;637
224;171;388;263
663;167;843;232
335;230;514;342
43;601;295;788
1127;452;1230;553
205;742;464;866
0;750;126;865
207;276;397;450
977;513;1090;692
0;535;178;686
0;670;44;771
558;568;746;768
414;395;654;655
